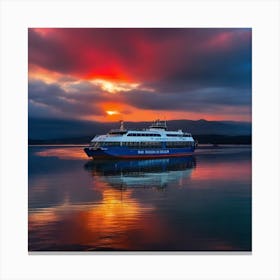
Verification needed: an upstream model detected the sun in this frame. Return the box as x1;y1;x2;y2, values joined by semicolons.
106;110;119;116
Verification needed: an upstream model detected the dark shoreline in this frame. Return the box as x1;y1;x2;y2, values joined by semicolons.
28;134;251;146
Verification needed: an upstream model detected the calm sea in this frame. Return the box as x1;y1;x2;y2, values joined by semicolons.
28;145;251;251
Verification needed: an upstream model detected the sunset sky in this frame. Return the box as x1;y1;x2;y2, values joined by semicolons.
28;28;251;125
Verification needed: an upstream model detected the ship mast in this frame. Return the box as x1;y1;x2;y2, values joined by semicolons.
120;120;125;131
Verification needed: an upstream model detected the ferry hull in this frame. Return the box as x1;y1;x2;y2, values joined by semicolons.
84;147;195;159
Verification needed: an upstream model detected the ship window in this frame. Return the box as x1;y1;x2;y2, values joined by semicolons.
166;134;182;137
139;142;161;148
126;142;139;148
123;141;162;148
127;133;161;137
101;142;121;146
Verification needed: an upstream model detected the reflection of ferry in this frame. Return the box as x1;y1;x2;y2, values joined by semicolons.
84;156;196;189
84;120;197;159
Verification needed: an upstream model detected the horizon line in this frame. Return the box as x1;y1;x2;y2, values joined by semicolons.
28;117;252;123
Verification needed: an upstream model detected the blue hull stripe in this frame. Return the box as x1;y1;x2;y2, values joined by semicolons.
84;146;195;159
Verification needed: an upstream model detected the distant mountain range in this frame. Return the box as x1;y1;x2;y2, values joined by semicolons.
28;118;251;144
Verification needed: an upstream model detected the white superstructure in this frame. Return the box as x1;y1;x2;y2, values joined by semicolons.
90;120;195;148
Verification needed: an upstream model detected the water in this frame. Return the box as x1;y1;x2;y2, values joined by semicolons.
28;145;251;251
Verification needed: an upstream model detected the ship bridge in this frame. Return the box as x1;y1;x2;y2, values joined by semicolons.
149;119;167;131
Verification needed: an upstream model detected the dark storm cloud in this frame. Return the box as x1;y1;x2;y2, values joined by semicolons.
122;86;251;113
28;79;118;119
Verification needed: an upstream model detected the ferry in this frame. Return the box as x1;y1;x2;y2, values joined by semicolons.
84;120;197;159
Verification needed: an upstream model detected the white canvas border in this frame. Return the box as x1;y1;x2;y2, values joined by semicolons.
1;0;279;280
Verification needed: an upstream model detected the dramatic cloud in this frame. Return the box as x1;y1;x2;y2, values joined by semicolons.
28;79;127;119
123;86;251;112
28;28;252;125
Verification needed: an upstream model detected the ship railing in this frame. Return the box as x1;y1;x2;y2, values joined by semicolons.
184;133;192;137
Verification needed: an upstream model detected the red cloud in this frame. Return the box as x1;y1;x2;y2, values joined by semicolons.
29;28;251;84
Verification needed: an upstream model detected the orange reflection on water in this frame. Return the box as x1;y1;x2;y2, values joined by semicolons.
79;188;155;249
29;184;161;250
191;160;251;182
29;211;59;226
36;147;87;160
